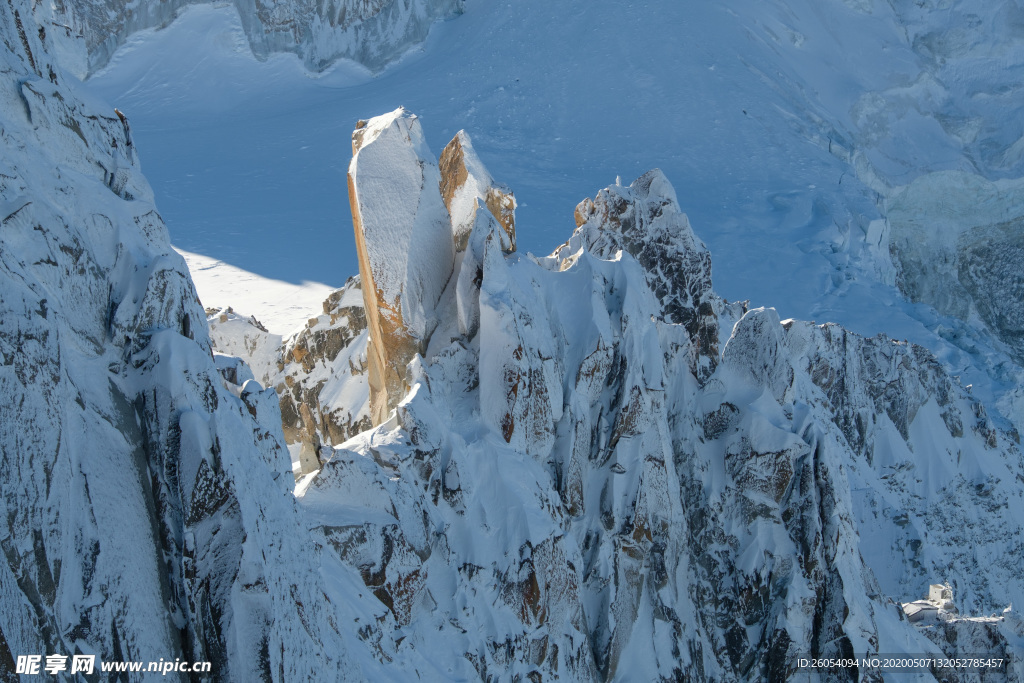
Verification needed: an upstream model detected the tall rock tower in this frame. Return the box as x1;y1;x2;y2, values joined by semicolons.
348;108;516;424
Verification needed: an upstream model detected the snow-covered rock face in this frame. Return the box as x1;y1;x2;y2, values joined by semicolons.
348;108;455;425
0;3;349;677
277;281;371;461
207;277;371;475
289;114;1024;679
439;130;516;252
559;170;722;383
73;0;461;76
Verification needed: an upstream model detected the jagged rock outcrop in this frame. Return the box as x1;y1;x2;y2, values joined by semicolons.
348;108;518;426
207;277;371;476
68;0;462;77
439;130;516;252
277;281;371;469
557;170;722;382
282;114;1024;680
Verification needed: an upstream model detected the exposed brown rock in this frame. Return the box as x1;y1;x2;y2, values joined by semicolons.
348;109;456;425
438;133;469;211
277;279;371;466
347;164;406;427
573;197;594;228
207;278;372;477
439;130;516;252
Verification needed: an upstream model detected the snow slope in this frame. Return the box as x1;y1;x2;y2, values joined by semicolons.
177;248;334;334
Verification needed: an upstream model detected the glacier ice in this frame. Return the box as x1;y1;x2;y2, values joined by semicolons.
887;170;1024;367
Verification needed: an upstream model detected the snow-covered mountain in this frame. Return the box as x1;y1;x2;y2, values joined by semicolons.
197;108;1024;680
306;109;1024;679
84;0;1024;447
4;0;1024;679
0;3;354;678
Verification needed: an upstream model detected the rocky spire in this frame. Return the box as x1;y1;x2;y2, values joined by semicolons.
348;110;516;425
348;108;455;424
559;169;722;382
439;130;516;252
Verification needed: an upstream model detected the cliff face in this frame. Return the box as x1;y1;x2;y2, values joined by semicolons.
70;0;461;76
0;4;348;678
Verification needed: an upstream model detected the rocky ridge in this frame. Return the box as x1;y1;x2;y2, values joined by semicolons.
206;278;372;476
68;0;461;76
282;110;1024;680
